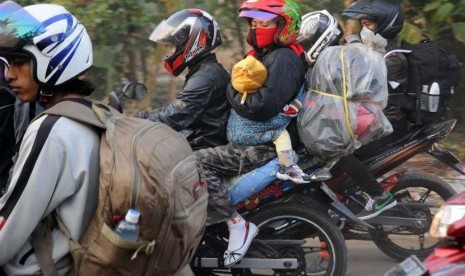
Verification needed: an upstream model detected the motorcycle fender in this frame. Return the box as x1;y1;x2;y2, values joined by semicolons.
423;247;465;274
429;143;465;176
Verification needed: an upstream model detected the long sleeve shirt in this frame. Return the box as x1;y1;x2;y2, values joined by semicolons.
0;114;100;275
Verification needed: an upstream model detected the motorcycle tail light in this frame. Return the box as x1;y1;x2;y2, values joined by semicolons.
430;205;465;238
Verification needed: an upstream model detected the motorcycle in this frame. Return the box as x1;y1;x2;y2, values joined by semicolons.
218;115;463;263
113;82;464;271
110;82;371;276
192;184;366;276
320;119;464;262
385;190;465;276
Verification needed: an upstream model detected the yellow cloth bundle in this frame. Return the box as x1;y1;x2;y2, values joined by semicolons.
231;55;268;104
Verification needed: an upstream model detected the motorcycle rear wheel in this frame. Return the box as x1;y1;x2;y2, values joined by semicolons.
370;172;456;262
247;203;347;276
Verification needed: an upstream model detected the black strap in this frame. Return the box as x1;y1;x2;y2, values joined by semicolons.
0;115;59;221
0;115;60;275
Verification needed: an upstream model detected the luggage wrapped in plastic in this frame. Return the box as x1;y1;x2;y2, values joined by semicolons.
297;44;393;162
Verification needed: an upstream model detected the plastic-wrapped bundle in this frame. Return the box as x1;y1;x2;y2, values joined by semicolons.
297;43;393;162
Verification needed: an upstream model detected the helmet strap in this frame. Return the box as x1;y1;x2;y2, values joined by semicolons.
39;89;54;106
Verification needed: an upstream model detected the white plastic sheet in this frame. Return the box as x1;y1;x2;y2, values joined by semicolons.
298;43;393;162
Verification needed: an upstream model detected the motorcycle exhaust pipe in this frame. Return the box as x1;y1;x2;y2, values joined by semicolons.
192;257;299;269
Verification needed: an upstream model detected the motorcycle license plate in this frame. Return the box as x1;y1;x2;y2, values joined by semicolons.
320;183;338;201
384;255;427;276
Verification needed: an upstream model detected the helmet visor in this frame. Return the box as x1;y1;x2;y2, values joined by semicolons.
149;17;194;46
342;10;373;21
0;1;45;52
239;10;278;20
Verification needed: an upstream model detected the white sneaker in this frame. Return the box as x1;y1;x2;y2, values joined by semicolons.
224;222;258;267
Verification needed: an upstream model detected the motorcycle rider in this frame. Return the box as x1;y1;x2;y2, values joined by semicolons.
340;0;410;219
0;69;44;196
0;59;15;192
0;2;100;275
342;0;410;143
195;0;307;267
136;9;230;151
226;1;315;183
298;10;397;220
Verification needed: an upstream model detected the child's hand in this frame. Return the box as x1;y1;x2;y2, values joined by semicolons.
231;55;268;103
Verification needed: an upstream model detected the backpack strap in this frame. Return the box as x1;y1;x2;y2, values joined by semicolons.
30;109;87;275
37;99;107;130
29;105;100;275
21;115;59;276
32;211;81;276
31;216;58;276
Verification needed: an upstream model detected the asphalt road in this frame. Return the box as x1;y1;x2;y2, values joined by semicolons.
345;146;465;276
346;240;398;276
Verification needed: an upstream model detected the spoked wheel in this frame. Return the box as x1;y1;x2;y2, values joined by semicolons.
370;172;457;261
247;203;347;276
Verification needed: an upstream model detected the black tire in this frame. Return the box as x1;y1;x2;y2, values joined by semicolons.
247;203;347;276
370;172;457;262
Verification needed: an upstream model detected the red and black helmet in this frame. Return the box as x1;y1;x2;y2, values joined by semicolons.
149;9;222;76
239;0;301;46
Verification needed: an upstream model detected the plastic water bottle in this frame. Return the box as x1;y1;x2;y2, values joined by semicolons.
428;82;440;113
419;84;429;111
114;209;140;242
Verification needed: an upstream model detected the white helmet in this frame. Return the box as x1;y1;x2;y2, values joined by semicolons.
0;1;92;88
297;10;342;64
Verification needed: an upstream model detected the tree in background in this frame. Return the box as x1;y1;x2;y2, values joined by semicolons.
8;0;465;124
400;0;465;125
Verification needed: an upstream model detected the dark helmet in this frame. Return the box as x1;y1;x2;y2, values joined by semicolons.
238;0;302;46
149;9;222;76
342;0;404;39
297;10;343;63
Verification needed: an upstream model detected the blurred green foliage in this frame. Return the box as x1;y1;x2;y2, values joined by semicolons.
13;0;465;127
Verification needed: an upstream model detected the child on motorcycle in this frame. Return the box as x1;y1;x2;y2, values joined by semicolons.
342;0;411;147
229;41;330;183
340;0;406;219
195;0;307;267
297;10;397;220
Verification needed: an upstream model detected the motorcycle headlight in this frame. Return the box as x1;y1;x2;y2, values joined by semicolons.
430;205;465;238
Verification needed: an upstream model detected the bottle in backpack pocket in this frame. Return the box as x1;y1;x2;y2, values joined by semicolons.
114;209;140;242
419;84;429;111
428;82;440;113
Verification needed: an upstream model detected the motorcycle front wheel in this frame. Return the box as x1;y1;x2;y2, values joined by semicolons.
247;203;347;276
370;172;456;262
